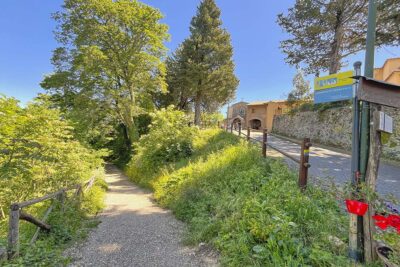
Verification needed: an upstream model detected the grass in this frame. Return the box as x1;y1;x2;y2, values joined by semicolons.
126;129;352;266
0;175;107;266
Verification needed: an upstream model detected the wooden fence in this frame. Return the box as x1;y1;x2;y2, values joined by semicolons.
228;124;312;191
3;176;95;260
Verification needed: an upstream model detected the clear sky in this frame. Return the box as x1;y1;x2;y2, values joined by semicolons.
1;0;399;105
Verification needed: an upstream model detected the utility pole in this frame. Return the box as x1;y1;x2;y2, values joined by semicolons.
360;0;377;183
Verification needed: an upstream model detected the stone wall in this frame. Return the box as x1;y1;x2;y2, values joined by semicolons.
273;107;400;161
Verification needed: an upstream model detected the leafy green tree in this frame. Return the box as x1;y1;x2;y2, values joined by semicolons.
278;0;400;75
179;0;239;125
42;0;169;149
287;69;312;107
0;95;104;213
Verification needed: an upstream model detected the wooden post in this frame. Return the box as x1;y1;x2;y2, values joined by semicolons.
298;138;312;191
247;127;250;141
7;204;20;259
230;123;233;133
0;247;6;262
57;190;66;212
262;129;267;158
363;105;382;262
19;211;51;231
0;206;5;220
238;123;242;136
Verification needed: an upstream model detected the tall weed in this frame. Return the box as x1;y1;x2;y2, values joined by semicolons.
128;128;350;266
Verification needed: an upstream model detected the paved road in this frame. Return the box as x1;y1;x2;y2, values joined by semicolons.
65;165;217;267
246;132;400;201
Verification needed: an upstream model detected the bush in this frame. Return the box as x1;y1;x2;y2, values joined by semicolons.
0;95;107;265
0;96;105;211
126;107;196;186
127;128;351;266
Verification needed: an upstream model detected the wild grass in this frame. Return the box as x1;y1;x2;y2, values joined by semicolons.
126;128;351;266
0;174;107;266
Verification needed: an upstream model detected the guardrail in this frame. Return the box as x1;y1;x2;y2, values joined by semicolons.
5;176;96;260
228;124;312;191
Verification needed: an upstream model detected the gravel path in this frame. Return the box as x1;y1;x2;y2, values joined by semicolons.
65;165;218;267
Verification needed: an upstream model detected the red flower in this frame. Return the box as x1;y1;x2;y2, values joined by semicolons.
387;215;400;228
375;221;389;230
372;215;386;221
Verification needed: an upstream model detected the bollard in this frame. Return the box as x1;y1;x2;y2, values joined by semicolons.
262;129;267;158
238;123;242;136
247;127;250;141
299;138;312;191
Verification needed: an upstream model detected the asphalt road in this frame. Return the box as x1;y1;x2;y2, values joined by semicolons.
246;131;400;202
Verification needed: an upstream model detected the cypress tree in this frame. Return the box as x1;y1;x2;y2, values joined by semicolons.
182;0;239;125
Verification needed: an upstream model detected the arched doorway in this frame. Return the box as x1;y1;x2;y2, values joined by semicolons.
250;119;262;130
232;118;242;130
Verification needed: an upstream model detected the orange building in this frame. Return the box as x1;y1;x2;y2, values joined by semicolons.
246;100;287;131
374;58;400;85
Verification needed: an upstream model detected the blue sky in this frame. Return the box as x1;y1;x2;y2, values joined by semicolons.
1;0;399;105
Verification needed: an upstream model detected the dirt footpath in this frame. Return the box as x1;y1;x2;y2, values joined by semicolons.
65;165;218;267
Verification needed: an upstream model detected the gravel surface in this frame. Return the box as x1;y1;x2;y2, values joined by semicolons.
65;165;219;267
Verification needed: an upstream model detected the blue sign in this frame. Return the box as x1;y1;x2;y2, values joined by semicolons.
314;71;354;104
314;85;353;104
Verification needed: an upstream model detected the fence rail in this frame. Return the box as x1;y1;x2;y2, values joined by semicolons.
5;176;96;260
227;124;311;191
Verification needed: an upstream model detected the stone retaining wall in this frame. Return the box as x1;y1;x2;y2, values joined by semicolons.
273;107;400;161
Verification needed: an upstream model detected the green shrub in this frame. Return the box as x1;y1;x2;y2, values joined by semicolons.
128;128;351;266
126;107;196;186
0;95;107;265
0;96;105;212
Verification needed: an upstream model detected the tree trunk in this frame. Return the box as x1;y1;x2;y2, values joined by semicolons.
121;123;132;149
194;95;201;126
329;12;344;74
194;79;202;126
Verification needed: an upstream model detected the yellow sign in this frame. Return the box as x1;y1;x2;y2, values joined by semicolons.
314;71;354;91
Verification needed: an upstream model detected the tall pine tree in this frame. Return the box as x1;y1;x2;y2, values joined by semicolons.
180;0;239;125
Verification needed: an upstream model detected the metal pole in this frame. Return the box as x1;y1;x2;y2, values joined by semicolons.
351;62;362;184
349;61;363;263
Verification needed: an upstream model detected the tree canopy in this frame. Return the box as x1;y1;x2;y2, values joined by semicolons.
287;69;312;106
41;0;169;149
163;0;238;125
278;0;400;75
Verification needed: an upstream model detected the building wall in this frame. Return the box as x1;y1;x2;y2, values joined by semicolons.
386;71;400;84
247;105;267;130
246;102;287;131
227;102;248;128
374;58;400;83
